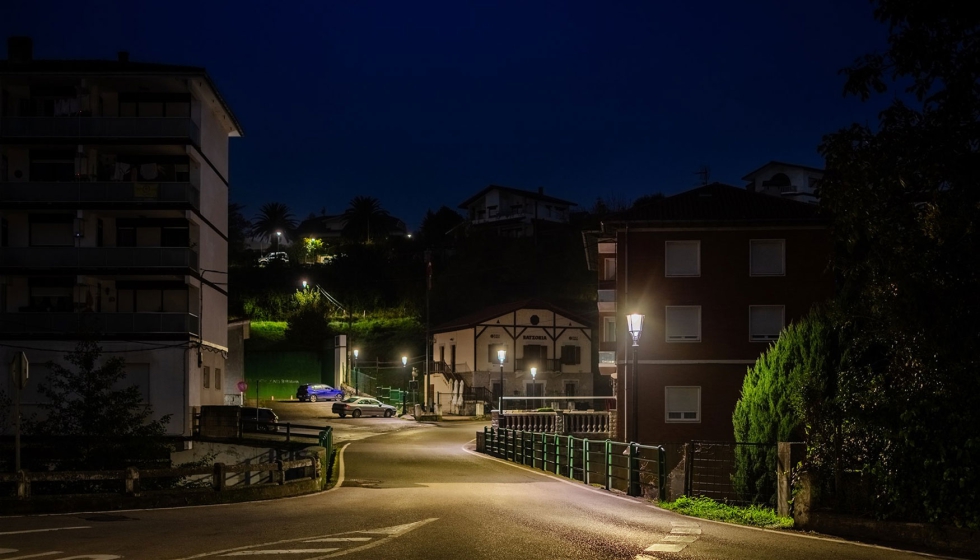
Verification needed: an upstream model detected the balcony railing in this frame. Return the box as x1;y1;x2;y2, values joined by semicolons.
0;117;200;145
0;247;198;271
0;182;199;210
0;312;199;336
514;358;562;372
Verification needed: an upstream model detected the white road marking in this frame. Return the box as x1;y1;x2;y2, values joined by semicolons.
0;527;90;536
669;527;701;535
55;556;120;559
0;553;61;560
302;539;370;543
0;550;16;554
662;535;698;543
355;520;432;536
644;543;688;552
222;550;337;556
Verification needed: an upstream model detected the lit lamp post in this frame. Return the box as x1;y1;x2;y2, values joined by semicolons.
497;348;506;412
353;349;359;395
530;367;537;411
275;230;282;254
627;313;644;444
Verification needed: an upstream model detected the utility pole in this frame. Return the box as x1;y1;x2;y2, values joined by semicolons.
425;250;432;412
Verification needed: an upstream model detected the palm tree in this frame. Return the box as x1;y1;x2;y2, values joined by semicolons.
251;202;297;245
342;196;390;244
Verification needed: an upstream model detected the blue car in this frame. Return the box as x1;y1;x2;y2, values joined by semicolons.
297;384;344;402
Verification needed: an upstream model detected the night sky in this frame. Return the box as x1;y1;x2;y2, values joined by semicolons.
2;0;888;229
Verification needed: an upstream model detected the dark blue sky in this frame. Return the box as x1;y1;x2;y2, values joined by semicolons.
2;0;888;229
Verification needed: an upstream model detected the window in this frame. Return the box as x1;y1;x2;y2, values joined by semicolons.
749;305;784;341
203;366;210;389
598;351;616;365
215;368;222;390
526;383;543;397
30;214;74;246
665;386;700;422
560;345;581;365
564;382;576;397
603;258;617;281
750;239;785;276
523;344;547;366
665;306;701;342
665;240;700;277
488;344;508;364
603;317;616;342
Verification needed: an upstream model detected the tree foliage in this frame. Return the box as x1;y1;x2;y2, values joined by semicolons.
816;0;980;526
24;341;172;470
252;202;297;244
342;196;392;244
285;289;337;350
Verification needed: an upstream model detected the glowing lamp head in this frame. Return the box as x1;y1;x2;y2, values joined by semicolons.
353;349;359;359
530;367;537;379
301;280;308;288
497;349;506;364
402;356;408;367
627;313;645;347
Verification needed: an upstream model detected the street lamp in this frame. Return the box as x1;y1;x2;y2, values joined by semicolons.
402;355;408;367
301;280;308;289
276;230;282;254
353;349;359;395
530;366;537;411
627;313;644;444
497;348;506;412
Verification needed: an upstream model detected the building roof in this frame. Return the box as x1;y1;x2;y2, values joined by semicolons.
740;160;824;180
0;57;244;137
458;185;578;209
608;182;826;225
433;298;591;333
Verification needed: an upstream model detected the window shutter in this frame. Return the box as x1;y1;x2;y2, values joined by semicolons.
665;241;700;276
665;386;700;421
665;306;700;341
750;240;785;275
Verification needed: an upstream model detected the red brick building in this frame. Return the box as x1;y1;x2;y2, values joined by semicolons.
598;182;833;444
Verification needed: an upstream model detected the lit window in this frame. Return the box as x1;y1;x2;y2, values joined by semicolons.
749;305;784;341
665;306;701;342
750;240;785;276
665;241;700;277
666;386;700;422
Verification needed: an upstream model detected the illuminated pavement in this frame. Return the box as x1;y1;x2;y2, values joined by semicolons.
0;421;964;560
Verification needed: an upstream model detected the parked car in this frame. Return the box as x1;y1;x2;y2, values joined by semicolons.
297;384;344;402
258;252;289;266
240;406;279;432
332;397;396;418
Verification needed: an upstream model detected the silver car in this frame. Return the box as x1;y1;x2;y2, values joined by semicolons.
332;397;396;418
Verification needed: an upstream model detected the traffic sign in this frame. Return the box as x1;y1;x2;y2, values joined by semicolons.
237;380;248;392
10;352;28;390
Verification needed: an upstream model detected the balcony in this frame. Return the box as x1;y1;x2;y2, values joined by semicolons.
597;289;616;313
0;117;200;145
0;182;199;210
0;247;198;272
0;312;199;337
514;358;562;372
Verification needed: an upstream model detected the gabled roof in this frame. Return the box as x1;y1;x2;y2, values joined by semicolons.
741;160;824;180
0;58;244;137
608;182;825;225
433;299;591;333
458;185;577;209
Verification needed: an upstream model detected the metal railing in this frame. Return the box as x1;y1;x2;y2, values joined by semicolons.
0;312;199;336
482;427;667;499
0;181;199;209
0;117;201;144
0;247;199;270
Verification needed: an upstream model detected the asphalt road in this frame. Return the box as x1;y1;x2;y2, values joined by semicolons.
0;417;965;560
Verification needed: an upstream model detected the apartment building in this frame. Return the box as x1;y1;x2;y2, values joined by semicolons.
0;37;242;435
459;185;576;237
598;181;832;444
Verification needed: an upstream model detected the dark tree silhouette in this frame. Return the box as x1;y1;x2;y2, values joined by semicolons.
342;196;390;243
419;206;465;247
252;202;297;243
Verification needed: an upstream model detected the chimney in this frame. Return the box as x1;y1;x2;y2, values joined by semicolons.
117;51;129;63
7;36;33;63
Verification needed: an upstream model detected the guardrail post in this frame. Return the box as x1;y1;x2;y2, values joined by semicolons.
124;466;140;496
658;446;668;501
286;423;291;443
16;470;30;499
583;438;590;485
627;443;638;497
275;460;285;485
604;440;611;490
684;442;694;497
213;463;226;491
554;434;561;474
567;436;574;478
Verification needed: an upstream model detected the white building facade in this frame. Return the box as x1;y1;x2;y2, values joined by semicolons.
0;37;242;435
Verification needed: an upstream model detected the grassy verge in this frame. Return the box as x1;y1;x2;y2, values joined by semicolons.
659;496;793;529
